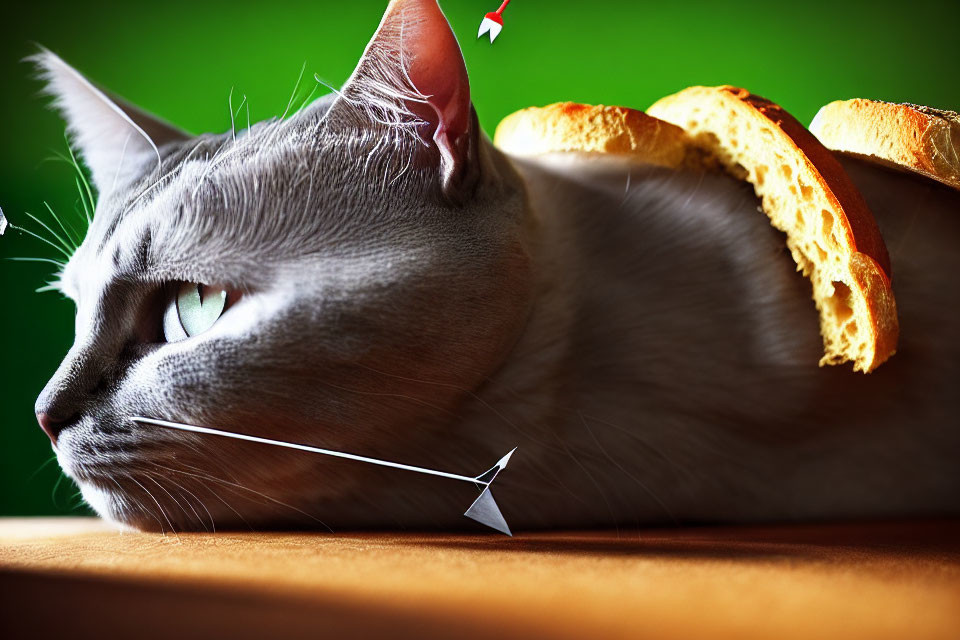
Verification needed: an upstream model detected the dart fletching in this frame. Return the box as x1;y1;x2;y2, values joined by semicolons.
464;488;510;535
477;13;504;43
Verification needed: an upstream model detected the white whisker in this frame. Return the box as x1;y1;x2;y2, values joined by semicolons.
124;471;180;540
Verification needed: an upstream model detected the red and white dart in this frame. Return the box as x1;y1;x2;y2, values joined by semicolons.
478;0;511;43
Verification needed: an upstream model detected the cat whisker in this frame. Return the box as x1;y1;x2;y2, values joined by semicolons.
51;470;66;508
149;460;332;532
172;483;216;533
106;476;130;519
296;82;320;115
205;486;253;531
143;471;199;531
198;482;252;531
108;475;161;534
280;62;307;121
45;139;96;228
40;202;80;251
26;454;59;482
9;219;73;260
153;462;248;532
176;458;244;487
228;87;237;142
123;471;180;540
144;470;209;533
152;465;218;532
235;94;250;135
6;256;67;268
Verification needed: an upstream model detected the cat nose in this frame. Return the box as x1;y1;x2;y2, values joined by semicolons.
36;342;110;446
37;412;69;447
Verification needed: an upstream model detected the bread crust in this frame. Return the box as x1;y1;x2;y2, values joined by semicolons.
493;102;692;168
649;86;898;372
811;99;960;191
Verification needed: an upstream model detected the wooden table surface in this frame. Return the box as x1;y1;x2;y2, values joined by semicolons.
1;518;958;639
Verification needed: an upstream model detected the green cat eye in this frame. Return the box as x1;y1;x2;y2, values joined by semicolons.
162;282;228;342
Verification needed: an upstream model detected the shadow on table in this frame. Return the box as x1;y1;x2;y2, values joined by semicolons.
408;518;960;561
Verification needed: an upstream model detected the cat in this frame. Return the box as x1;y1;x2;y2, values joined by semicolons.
31;0;960;532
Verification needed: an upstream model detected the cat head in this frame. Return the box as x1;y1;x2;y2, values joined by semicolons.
33;0;533;530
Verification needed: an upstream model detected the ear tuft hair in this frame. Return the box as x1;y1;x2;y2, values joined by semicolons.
333;11;433;135
325;0;474;198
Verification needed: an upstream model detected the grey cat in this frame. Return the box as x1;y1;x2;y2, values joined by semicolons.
32;0;959;532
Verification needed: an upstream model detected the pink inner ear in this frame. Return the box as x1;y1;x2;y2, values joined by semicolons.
390;0;471;174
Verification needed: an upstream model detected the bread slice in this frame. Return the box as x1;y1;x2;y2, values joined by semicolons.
493;102;693;169
810;99;960;191
648;86;898;373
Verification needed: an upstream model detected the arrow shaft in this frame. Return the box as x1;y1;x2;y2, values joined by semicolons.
496;0;510;15
132;417;482;485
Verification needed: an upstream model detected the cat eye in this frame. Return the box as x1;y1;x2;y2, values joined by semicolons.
162;282;230;342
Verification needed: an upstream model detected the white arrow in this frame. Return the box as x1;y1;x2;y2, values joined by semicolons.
130;416;516;535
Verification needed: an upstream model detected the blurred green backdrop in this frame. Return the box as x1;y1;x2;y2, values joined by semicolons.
2;0;958;516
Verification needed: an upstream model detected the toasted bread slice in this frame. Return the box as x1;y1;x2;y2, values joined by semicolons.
649;86;898;373
493;102;693;168
810;99;960;191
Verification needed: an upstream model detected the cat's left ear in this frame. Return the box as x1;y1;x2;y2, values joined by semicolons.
325;0;476;199
30;48;190;195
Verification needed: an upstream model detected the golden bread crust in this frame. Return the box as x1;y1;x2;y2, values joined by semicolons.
493;102;692;168
810;99;960;191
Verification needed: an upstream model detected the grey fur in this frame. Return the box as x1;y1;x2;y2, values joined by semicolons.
31;9;959;532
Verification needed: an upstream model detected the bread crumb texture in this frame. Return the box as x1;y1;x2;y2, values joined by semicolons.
649;86;898;372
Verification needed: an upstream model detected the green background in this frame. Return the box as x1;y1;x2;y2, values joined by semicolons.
2;0;958;516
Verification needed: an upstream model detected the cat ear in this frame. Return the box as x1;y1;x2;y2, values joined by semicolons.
30;48;189;194
327;0;475;197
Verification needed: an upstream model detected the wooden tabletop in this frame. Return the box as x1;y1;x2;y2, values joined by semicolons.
1;517;958;639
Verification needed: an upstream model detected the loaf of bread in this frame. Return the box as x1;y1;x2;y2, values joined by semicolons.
493;102;693;168
810;99;960;191
648;86;898;373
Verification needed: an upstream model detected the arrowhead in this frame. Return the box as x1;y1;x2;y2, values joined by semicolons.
473;447;517;486
464;488;512;535
496;447;517;469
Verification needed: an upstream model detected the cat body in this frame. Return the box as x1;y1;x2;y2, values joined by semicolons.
462;155;960;529
30;0;959;532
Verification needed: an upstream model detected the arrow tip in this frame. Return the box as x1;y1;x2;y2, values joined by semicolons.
474;447;518;485
497;447;517;470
